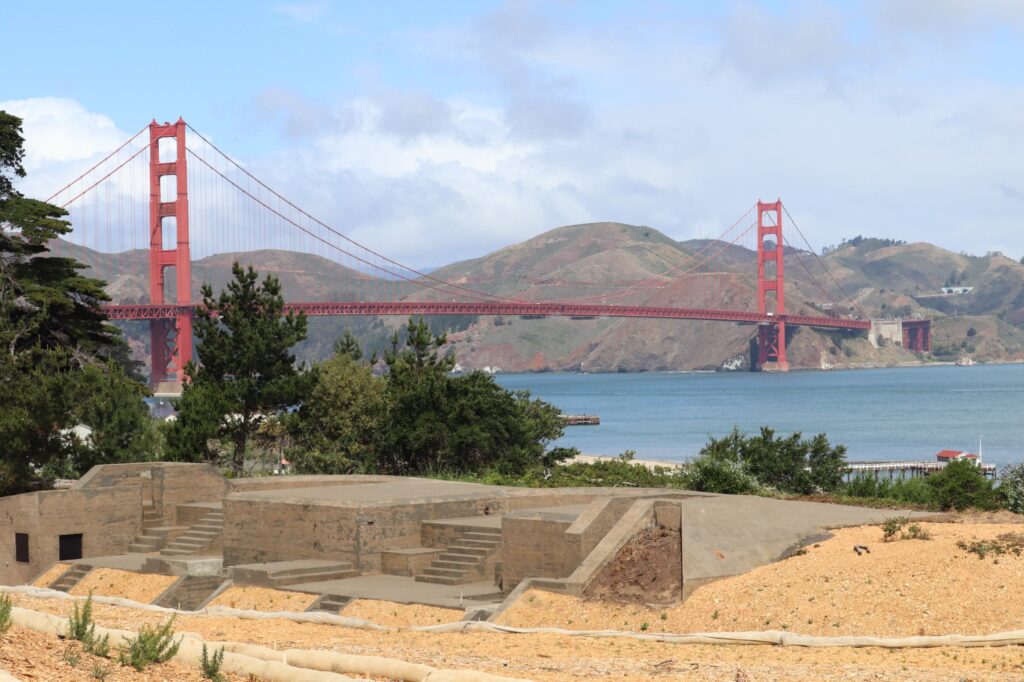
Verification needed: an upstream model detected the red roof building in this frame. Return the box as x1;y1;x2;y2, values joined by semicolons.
935;449;979;462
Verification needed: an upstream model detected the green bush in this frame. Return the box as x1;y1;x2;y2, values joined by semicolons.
118;617;181;671
200;643;225;681
998;463;1024;514
842;475;935;506
926;458;998;511
678;452;762;495
692;427;847;495
68;594;110;657
0;593;11;636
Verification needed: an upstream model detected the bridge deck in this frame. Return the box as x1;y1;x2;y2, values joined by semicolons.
102;301;874;330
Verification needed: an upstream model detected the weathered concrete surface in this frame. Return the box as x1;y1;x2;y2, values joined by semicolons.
679;495;935;595
75;462;227;522
286;575;503;609
0;486;142;586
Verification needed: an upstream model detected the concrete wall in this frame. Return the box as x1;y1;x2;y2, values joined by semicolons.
0;486;142;585
75;463;227;522
869;319;903;348
500;512;580;591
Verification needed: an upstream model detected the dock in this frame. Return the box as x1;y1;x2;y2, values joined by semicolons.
846;460;997;479
560;414;600;426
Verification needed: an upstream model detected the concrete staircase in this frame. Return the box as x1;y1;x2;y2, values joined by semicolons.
307;593;352;614
230;559;359;588
160;508;224;557
50;564;90;592
154;576;226;610
415;527;502;586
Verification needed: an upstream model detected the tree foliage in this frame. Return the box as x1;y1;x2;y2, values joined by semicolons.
165;263;310;475
925;458;998;511
689;427;847;495
288;317;569;477
0;111;150;493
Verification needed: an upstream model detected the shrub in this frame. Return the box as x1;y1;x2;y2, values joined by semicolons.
998;463;1024;514
695;427;847;495
843;475;935;507
679;452;762;495
0;593;11;636
882;516;909;542
119;617;181;671
200;643;226;681
68;594;110;657
926;459;999;511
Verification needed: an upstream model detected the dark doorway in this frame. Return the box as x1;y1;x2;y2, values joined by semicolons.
58;533;83;561
15;533;29;563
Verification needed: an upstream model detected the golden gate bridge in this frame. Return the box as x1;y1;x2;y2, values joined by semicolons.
45;118;931;391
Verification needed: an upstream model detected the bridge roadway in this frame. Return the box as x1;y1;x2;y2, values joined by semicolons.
102;302;873;331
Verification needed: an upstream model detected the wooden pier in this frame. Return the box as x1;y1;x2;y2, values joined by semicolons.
846;460;997;479
560;414;600;426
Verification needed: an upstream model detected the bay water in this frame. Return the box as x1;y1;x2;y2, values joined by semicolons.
496;365;1024;468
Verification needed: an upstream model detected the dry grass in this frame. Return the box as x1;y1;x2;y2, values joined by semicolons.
68;569;176;604
206;585;318;612
497;522;1024;637
341;599;464;626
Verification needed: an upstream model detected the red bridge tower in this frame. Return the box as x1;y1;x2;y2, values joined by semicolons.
148;119;192;392
756;200;788;371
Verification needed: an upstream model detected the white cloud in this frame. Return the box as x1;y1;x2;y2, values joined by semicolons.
272;1;328;24
9;2;1024;269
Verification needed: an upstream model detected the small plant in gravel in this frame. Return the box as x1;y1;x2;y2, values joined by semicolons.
201;643;226;681
68;594;110;657
62;642;81;667
905;523;931;540
0;593;11;636
881;516;909;541
957;533;1024;560
118;617;181;671
640;622;650;631
90;662;111;680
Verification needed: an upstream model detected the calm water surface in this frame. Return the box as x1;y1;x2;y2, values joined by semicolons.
496;365;1024;467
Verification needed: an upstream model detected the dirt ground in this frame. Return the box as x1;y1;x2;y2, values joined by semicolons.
30;562;70;589
341;599;465;626
8;590;1024;681
68;569;177;604
498;522;1024;638
0;624;247;681
206;585;319;612
584;526;681;603
8;519;1024;681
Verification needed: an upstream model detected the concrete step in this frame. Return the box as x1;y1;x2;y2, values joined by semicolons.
420;567;467;579
433;559;477;570
51;566;90;593
437;552;481;563
127;543;158;553
309;594;352;614
414;574;461;586
272;570;359;587
446;545;488;557
463;531;502;541
458;538;500;549
270;563;355;580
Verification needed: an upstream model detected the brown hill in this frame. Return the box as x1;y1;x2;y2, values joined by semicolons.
48;226;1024;372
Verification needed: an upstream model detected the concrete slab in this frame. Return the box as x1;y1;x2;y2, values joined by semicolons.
505;505;588;522
423;515;503;530
142;555;223;577
680;495;937;594
286;575;503;609
78;555;149;571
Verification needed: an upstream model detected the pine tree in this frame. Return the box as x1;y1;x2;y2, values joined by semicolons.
167;263;311;475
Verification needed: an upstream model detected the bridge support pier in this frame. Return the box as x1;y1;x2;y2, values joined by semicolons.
148;119;193;393
754;200;789;371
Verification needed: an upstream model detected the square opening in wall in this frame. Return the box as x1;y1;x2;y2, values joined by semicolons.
15;533;29;563
59;533;83;561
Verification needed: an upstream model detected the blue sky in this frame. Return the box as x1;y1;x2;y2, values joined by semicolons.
4;1;1024;266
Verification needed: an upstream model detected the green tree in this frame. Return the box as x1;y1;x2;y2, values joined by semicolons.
166;263;310;475
333;329;364;362
926;458;998;511
693;427;847;495
375;317;455;474
288;352;385;473
0;111;147;493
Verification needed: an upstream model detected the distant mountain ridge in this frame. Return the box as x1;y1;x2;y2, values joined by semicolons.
52;223;1024;372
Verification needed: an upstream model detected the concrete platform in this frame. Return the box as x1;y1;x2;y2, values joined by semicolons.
77;554;150;571
286;575;504;609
